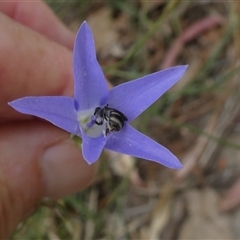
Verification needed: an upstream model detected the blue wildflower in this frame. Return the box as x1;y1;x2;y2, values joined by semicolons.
9;21;188;168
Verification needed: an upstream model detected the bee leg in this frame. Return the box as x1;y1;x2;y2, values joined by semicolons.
112;127;117;132
95;119;103;125
105;127;110;136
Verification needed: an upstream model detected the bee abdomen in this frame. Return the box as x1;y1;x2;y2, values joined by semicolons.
109;113;125;131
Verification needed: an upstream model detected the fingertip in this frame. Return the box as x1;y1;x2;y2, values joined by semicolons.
0;1;75;49
40;139;96;199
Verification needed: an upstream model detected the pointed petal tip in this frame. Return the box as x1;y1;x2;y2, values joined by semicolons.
174;64;189;72
86;158;99;165
170;64;188;72
8;100;17;111
8;97;26;110
154;155;183;169
82;148;99;165
182;64;189;70
170;160;183;169
164;153;183;169
182;64;189;71
83;156;97;165
8;100;13;106
169;64;188;80
79;20;91;34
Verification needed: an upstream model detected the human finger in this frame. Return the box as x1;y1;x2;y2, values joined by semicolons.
0;1;75;50
0;13;73;121
0;121;96;238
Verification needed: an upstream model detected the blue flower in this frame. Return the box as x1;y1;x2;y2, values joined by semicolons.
9;21;188;168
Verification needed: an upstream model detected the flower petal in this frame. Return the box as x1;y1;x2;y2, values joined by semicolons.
73;21;108;111
9;96;79;134
105;124;182;169
108;65;188;122
81;132;108;164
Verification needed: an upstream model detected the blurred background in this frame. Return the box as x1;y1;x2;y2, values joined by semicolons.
12;1;240;239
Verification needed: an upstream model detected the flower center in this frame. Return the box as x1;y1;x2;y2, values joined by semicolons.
77;108;105;138
77;105;128;138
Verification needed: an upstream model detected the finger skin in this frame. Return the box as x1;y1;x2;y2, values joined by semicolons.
0;1;75;49
0;13;73;121
0;121;95;238
0;2;96;238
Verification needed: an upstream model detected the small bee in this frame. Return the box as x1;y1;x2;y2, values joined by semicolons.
94;104;128;136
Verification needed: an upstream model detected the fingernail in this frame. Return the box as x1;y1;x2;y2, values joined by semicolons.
40;140;95;199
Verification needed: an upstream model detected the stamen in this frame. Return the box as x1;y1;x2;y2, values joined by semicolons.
77;108;105;138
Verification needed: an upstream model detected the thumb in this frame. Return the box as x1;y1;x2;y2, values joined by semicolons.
0;121;96;238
